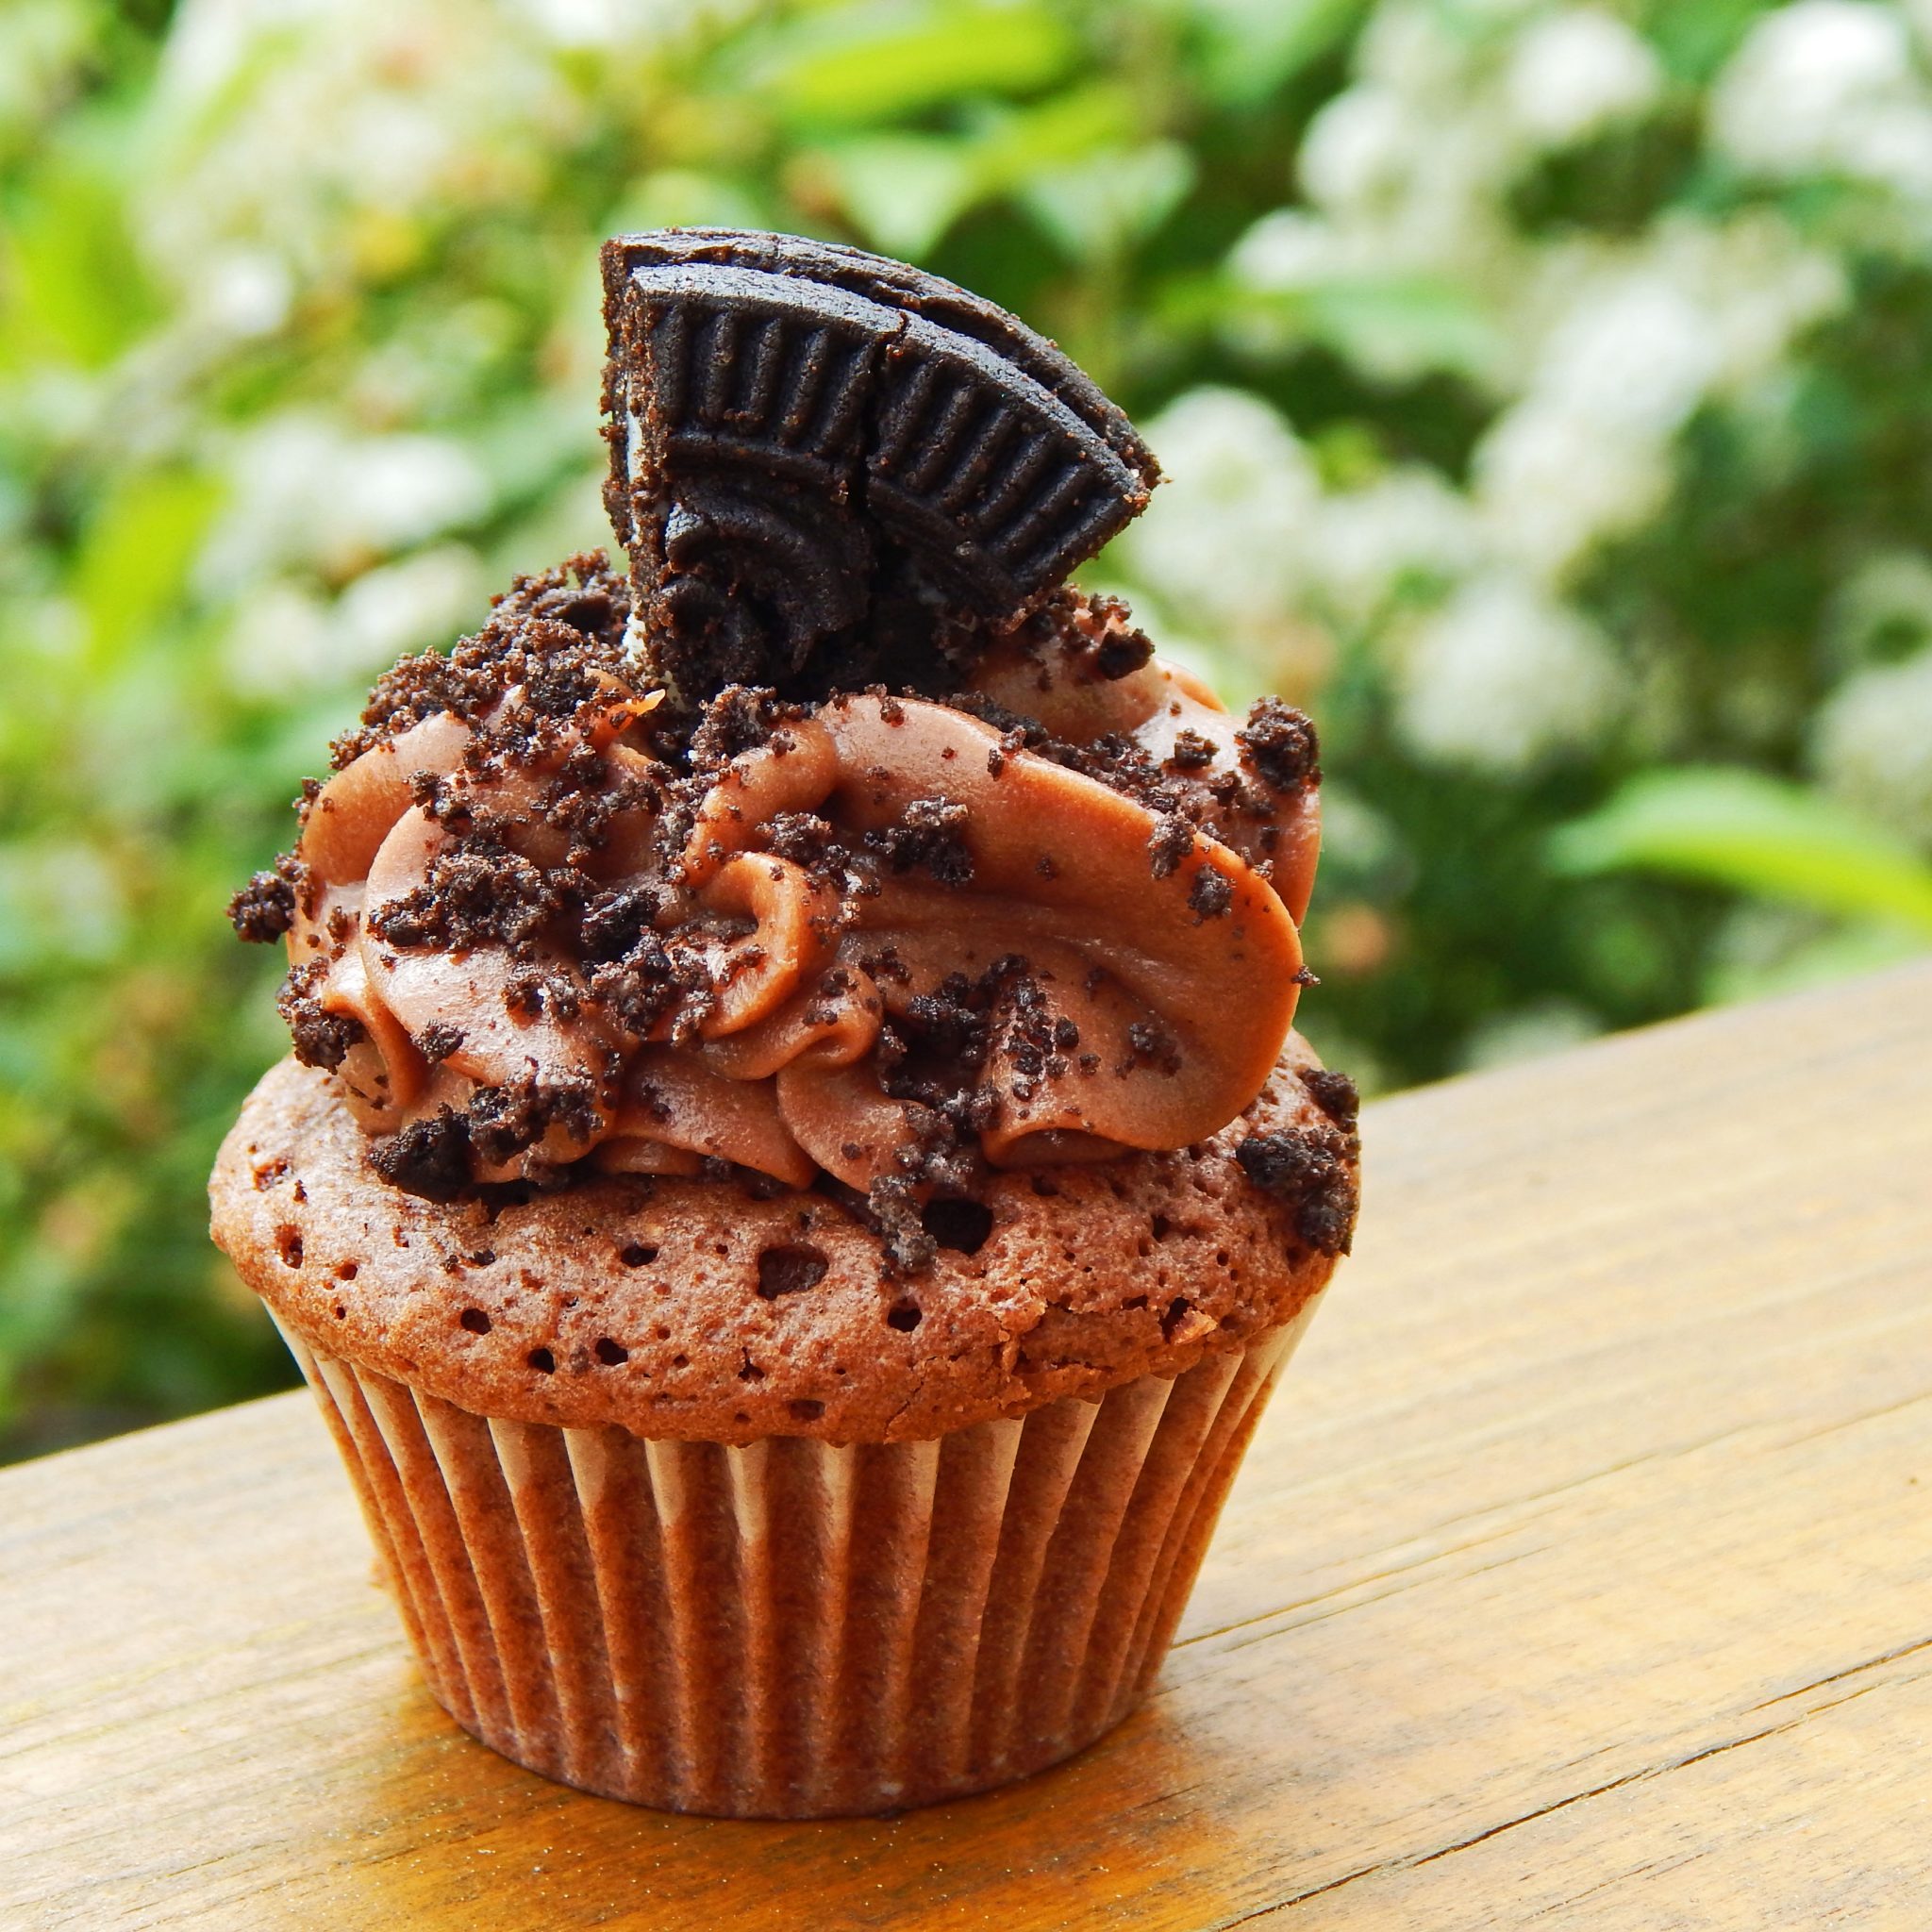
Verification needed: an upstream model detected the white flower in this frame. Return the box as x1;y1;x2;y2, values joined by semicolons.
334;544;485;665
1122;388;1318;631
1473;256;1751;576
1396;574;1621;771
200;415;490;585
1710;1;1932;199
1313;469;1482;623
1474;401;1674;579
1506;10;1663;148
142;0;586;285
199;251;293;339
1301;88;1415;219
1668;214;1847;388
219;544;483;696
219;580;337;697
1536;272;1720;438
1810;645;1932;841
1228;209;1343;291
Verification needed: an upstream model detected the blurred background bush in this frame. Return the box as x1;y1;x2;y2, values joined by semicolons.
6;0;1932;1460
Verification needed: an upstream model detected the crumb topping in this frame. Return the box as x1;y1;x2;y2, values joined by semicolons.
1235;1124;1358;1257
232;553;1330;1274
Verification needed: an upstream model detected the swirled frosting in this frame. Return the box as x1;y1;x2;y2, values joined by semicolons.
232;555;1322;1266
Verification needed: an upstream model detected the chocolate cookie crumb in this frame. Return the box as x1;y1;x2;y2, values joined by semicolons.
1167;729;1217;773
229;856;308;942
867;796;974;886
1300;1067;1359;1131
1238;697;1321;792
276;965;365;1073
1147;813;1194;881
370;1107;474;1198
418;1024;466;1065
1235;1126;1357;1256
1188;868;1233;920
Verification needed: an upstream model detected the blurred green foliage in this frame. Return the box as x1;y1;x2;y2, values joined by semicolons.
6;0;1932;1457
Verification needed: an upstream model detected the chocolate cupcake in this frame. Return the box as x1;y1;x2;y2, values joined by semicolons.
210;233;1357;1818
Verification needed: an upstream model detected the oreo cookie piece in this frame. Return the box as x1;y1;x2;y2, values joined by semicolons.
601;230;1159;708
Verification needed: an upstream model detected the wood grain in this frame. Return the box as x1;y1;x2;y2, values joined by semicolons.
3;963;1929;1930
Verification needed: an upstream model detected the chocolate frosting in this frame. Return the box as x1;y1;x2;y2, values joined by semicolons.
253;559;1317;1222
229;237;1335;1259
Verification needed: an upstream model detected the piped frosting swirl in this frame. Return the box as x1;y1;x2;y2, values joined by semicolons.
232;555;1321;1259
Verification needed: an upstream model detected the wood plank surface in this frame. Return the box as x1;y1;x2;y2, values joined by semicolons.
3;963;1929;1930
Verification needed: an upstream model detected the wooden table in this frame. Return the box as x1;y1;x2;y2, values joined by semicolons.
5;965;1930;1930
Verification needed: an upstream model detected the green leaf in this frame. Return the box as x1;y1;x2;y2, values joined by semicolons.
1550;769;1932;935
74;467;222;668
816;134;979;256
817;85;1141;257
740;1;1075;127
1022;141;1196;263
1222;275;1502;383
0;150;158;374
1190;0;1368;109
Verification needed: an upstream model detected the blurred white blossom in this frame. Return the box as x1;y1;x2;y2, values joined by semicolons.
1300;89;1415;221
199;415;490;586
220;544;483;696
1474;402;1674;581
142;0;581;286
1119;388;1318;640
1810;645;1932;841
1710;1;1932;199
1314;470;1481;624
335;543;486;663
1505;10;1663;148
1229;208;1341;291
198;250;295;339
1396;575;1621;772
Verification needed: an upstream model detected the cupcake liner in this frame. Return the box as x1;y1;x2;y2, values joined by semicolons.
271;1303;1318;1818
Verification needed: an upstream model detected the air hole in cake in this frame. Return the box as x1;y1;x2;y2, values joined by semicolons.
672;1353;690;1368
790;1399;824;1422
460;1307;492;1335
1123;1294;1148;1311
334;1260;359;1281
886;1301;923;1332
1216;1249;1229;1267
595;1338;629;1366
275;1225;303;1268
757;1243;828;1299
922;1197;993;1254
1151;1213;1173;1241
1160;1296;1193;1341
739;1356;764;1382
619;1242;658;1268
655;1324;672;1341
527;1347;557;1374
333;1304;346;1320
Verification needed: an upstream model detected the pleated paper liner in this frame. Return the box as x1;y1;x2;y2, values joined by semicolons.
272;1302;1319;1818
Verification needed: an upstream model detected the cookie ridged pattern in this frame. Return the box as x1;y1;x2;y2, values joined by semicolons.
601;230;1158;699
272;1308;1312;1817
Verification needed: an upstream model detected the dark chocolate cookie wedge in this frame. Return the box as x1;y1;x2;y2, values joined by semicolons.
600;230;1159;708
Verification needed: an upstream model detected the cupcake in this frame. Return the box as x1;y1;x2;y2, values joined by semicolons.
209;231;1358;1819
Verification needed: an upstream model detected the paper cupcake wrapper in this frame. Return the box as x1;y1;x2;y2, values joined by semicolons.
272;1305;1316;1817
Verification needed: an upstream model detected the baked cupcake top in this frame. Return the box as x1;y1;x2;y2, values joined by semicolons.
212;1035;1353;1441
224;231;1348;1287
